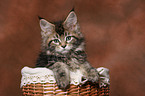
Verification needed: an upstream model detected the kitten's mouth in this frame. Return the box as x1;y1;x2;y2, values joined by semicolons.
61;49;69;54
62;50;69;54
55;49;68;54
56;46;72;54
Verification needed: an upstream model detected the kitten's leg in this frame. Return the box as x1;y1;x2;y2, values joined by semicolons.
49;62;70;90
80;61;99;83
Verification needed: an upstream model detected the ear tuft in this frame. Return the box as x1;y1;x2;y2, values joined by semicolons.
38;16;44;20
70;7;75;12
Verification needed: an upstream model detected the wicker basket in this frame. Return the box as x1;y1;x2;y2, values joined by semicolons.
22;82;109;96
21;67;110;96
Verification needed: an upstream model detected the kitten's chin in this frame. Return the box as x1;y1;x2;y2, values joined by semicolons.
61;50;69;54
56;48;70;54
46;50;69;55
56;49;70;55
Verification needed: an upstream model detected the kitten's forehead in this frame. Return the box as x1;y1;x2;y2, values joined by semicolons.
53;21;77;37
53;21;64;36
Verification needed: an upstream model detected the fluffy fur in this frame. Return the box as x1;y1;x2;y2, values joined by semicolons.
36;11;99;90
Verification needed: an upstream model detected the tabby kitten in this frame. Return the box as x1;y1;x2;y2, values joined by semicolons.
36;10;99;90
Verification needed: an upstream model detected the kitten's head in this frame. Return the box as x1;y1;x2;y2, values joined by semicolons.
40;11;85;55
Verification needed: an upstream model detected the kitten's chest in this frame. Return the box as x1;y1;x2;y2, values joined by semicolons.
67;58;81;71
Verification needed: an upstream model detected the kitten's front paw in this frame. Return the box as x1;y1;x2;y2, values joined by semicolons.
87;68;99;83
55;74;70;90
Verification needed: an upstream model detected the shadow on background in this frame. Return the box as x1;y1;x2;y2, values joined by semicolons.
0;0;145;96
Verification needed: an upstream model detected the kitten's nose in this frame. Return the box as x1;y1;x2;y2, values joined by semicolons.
61;45;66;48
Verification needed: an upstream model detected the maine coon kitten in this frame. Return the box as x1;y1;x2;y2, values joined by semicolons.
36;10;99;90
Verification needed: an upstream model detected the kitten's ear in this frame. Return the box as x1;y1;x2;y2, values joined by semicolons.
63;11;78;30
40;19;55;36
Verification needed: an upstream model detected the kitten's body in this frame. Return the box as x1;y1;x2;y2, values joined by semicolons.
36;11;99;90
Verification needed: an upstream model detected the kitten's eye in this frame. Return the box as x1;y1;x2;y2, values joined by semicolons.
53;39;59;43
66;36;72;41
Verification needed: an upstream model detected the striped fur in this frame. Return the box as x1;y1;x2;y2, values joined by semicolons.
36;11;99;90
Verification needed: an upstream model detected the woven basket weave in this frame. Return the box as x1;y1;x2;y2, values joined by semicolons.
21;67;110;96
22;82;109;96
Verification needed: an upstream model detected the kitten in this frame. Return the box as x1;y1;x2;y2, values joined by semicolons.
36;10;99;90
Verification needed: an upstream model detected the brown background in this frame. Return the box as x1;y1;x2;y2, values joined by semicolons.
0;0;145;96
